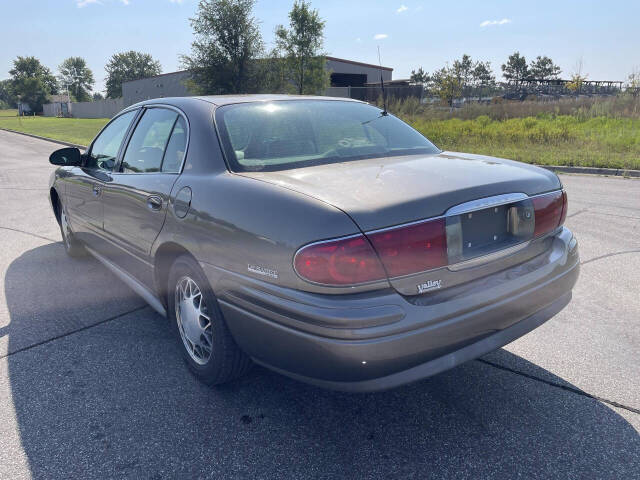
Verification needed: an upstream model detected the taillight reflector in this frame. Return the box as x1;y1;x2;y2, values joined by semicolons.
533;191;566;237
367;218;447;277
294;234;386;285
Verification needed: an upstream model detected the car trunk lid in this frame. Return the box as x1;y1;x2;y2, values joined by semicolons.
239;152;563;295
238;151;561;231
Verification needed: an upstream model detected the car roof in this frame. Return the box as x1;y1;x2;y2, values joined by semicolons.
132;94;364;109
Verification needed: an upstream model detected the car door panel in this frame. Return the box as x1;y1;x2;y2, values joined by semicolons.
63;110;138;251
102;173;179;285
101;107;187;286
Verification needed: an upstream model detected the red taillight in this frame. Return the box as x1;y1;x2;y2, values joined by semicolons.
533;190;566;237
294;234;386;285
559;190;568;226
367;218;448;277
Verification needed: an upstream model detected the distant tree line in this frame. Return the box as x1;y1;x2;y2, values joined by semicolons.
0;51;162;112
410;52;565;105
0;0;327;112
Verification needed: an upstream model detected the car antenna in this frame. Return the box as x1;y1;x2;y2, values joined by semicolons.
378;46;388;116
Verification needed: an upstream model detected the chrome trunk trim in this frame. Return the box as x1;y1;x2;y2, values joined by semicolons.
447;241;531;271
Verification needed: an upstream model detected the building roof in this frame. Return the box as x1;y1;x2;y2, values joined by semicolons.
326;56;393;72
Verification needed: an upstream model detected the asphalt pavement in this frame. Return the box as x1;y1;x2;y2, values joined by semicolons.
0;129;638;479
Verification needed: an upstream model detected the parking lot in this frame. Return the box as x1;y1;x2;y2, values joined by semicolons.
0;129;638;479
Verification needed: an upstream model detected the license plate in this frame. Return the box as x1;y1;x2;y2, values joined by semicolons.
446;200;535;264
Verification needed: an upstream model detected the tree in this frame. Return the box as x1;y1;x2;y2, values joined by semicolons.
471;60;496;97
9;56;58;112
627;69;640;97
182;0;264;95
501;51;529;84
410;67;429;84
0;79;16;108
263;48;289;93
105;51;161;98
453;54;474;91
529;56;561;79
472;61;495;87
92;92;105;101
431;65;462;107
58;57;95;102
275;0;329;95
566;58;587;94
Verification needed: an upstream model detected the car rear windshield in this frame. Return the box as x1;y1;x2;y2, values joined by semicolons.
215;100;440;172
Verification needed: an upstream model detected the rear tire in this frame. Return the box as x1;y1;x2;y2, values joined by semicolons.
167;254;252;385
58;202;85;257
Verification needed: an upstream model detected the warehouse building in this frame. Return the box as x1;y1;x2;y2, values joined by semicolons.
121;56;393;105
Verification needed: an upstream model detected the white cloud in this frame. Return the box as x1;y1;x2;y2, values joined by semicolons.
355;37;362;43
480;18;511;27
76;0;130;6
396;5;408;13
169;0;185;3
76;0;100;7
374;33;388;40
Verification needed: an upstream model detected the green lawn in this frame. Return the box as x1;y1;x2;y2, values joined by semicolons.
0;115;108;146
0;109;18;117
407;114;640;170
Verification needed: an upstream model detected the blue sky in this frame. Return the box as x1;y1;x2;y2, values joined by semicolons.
1;0;638;94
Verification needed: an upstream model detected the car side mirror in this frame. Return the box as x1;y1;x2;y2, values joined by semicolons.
49;147;82;166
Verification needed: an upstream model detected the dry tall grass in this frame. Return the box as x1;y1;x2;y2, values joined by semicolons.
384;95;640;121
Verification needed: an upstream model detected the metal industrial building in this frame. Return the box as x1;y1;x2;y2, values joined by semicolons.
43;56;393;118
122;56;392;106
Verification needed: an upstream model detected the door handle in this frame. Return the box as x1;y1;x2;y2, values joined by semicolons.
147;195;163;211
92;184;101;196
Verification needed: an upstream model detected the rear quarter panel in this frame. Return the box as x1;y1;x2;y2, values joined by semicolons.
156;171;385;294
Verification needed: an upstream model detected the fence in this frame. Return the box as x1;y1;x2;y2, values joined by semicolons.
42;97;124;118
43;102;70;117
325;85;424;102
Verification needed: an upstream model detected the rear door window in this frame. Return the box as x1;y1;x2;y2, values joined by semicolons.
161;116;188;173
121;108;178;173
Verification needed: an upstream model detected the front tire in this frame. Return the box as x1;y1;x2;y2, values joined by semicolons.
58;202;85;257
167;255;252;385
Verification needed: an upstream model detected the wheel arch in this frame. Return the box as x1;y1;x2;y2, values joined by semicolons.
50;187;61;225
153;242;199;308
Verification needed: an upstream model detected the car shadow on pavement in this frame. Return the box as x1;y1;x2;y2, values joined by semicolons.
4;244;640;479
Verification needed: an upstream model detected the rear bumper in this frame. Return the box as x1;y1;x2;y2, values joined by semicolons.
204;227;579;392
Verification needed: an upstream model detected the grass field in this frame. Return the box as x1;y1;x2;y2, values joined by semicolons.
407;114;640;170
0;115;107;146
0;109;18;117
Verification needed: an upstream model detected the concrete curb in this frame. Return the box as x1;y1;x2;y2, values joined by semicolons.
2;127;639;178
541;165;640;178
0;127;86;149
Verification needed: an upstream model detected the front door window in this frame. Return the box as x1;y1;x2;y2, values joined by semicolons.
87;110;137;171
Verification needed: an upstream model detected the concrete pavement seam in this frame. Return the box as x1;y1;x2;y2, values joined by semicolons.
477;359;640;414
0;226;58;243
0;305;148;360
581;249;640;266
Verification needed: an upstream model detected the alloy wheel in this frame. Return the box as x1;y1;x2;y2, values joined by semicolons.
174;276;213;365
